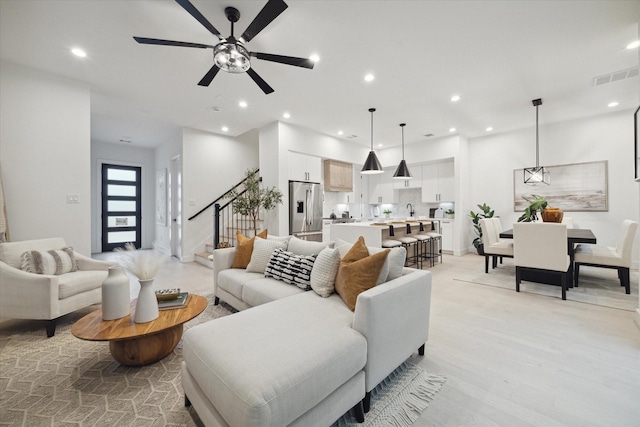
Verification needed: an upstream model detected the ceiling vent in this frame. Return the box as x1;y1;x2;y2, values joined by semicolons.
346;134;358;139
424;133;434;138
593;67;639;86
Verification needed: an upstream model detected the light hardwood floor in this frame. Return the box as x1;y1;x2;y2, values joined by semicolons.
2;253;638;426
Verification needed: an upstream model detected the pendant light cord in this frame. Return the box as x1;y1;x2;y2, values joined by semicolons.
400;123;406;159
370;109;374;151
535;103;539;168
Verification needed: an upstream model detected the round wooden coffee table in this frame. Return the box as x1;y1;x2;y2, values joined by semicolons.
72;294;207;366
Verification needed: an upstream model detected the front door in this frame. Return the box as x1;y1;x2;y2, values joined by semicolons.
101;164;142;251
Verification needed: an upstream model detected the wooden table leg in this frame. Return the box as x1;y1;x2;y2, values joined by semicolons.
109;324;183;366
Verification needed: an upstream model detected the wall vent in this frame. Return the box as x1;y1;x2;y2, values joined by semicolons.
593;67;639;86
424;133;434;138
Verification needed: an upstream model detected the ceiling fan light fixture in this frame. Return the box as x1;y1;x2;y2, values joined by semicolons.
393;123;413;179
361;108;384;174
214;41;251;73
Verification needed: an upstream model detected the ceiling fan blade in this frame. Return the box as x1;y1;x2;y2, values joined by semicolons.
133;37;214;49
198;65;221;86
240;0;288;42
253;52;314;69
246;68;274;94
175;0;222;39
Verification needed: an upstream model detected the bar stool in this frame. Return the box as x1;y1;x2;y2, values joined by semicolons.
395;224;420;269
382;225;403;250
425;223;442;265
415;222;432;268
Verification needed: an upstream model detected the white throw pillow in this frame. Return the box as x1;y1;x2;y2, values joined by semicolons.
20;247;78;275
310;247;341;297
287;236;334;256
245;237;288;273
267;235;292;249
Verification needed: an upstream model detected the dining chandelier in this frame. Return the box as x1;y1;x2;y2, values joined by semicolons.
524;98;550;185
361;108;384;174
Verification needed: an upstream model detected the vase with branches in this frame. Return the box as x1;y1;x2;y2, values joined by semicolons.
228;169;284;235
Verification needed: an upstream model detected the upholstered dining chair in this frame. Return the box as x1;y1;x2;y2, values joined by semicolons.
574;219;638;294
479;218;513;273
513;223;570;300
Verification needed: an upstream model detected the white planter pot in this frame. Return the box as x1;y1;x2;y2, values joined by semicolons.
101;267;131;321
134;278;159;323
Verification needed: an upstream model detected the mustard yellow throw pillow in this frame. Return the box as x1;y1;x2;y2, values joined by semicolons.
231;229;268;269
335;236;390;311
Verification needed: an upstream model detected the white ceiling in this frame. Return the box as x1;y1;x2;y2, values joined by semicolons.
1;0;638;150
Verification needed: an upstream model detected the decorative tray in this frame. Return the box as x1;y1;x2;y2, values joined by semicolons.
155;288;181;301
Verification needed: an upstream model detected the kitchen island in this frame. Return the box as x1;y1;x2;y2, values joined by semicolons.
330;220;433;247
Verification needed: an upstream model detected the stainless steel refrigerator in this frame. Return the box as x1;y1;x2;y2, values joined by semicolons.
289;180;323;241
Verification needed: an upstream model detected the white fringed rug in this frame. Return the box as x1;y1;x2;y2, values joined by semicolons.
333;362;446;427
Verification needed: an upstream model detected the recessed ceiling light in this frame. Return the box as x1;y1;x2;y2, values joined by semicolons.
450;95;461;102
449;127;456;133
485;126;493;132
283;112;291;119
71;47;87;58
364;74;375;82
238;101;248;108
338;130;344;136
221;126;229;132
377;143;383;148
608;101;619;108
626;40;640;49
309;54;320;63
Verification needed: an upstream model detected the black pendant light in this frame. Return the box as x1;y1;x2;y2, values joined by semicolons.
524;98;550;185
393;123;412;179
361;108;384;174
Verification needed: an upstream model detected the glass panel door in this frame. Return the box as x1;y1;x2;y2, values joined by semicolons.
102;164;142;251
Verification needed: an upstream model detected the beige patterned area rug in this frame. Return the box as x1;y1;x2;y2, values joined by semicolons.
455;261;638;311
1;295;445;426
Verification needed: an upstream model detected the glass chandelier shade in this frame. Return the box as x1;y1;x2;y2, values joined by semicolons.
393;123;413;179
214;40;251;73
524;98;550;185
361;108;384;174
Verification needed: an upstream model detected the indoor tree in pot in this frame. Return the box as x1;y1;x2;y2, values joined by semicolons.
469;203;494;255
228;169;283;235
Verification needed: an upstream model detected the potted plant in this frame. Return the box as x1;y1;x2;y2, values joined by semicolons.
383;209;392;218
444;209;455;219
469;203;494;255
228;169;284;235
517;194;547;222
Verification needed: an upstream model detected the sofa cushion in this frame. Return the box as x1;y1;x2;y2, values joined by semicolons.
242;277;306;307
182;292;366;427
264;248;317;290
335;238;405;283
246;238;288;273
58;270;106;299
0;238;67;269
335;237;390;311
218;269;265;300
232;229;268;269
21;247;78;275
310;247;341;297
287;236;333;256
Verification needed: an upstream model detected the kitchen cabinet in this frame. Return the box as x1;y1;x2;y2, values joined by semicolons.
323;159;353;192
367;173;397;204
421;161;454;202
289;152;322;182
440;220;453;252
392;165;422;189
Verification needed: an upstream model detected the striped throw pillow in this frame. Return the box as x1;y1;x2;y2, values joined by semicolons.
264;248;317;290
20;247;78;275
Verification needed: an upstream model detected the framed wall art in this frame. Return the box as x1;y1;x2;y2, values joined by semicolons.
514;160;608;212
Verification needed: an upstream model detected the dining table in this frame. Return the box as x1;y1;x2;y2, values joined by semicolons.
500;227;597;287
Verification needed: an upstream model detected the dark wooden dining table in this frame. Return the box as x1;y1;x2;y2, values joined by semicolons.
500;228;596;287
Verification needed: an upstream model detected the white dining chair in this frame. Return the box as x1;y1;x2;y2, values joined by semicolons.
479;218;513;273
561;216;574;229
574;219;638;294
513;222;570;300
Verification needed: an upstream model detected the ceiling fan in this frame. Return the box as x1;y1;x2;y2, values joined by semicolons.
134;0;314;94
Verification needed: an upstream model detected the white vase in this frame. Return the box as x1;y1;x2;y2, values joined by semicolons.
134;278;159;323
101;267;131;321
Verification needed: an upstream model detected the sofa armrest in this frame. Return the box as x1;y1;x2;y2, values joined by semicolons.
352;269;432;393
75;252;115;271
0;261;59;319
213;247;237;292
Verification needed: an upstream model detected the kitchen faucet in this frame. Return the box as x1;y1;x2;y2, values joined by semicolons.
407;203;415;217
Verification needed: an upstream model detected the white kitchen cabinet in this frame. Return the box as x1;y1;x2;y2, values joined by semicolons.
288;152;322;182
421;161;454;202
367;173;397;204
440;220;453;252
392;165;422;189
322;220;332;242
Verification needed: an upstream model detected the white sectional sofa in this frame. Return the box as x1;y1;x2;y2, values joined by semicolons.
181;236;432;426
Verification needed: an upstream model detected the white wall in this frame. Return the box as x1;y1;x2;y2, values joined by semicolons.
181;128;259;260
0;61;91;254
90;141;156;253
468;109;639;261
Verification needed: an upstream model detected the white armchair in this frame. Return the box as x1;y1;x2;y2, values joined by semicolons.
0;238;114;336
513;223;570;300
480;218;514;273
574;219;638;294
